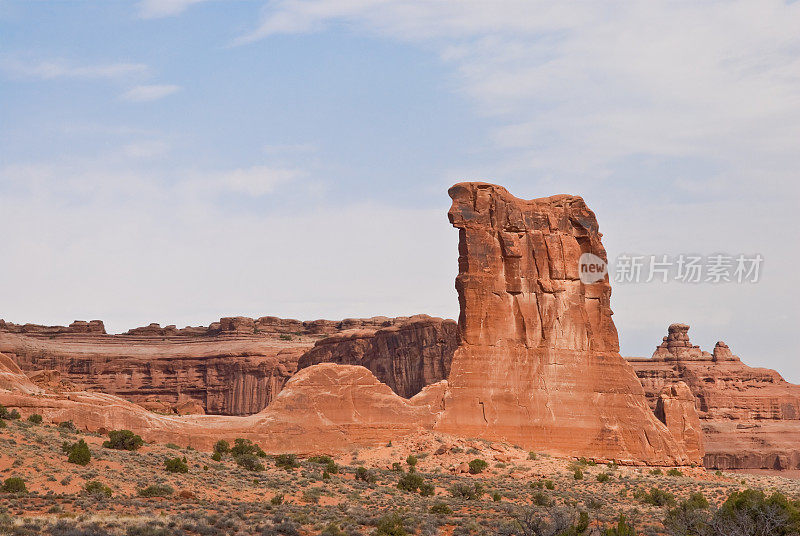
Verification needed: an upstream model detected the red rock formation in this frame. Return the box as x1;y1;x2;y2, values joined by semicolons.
434;182;695;465
0;315;413;416
629;324;800;470
0;357;445;452
655;382;704;462
297;315;458;398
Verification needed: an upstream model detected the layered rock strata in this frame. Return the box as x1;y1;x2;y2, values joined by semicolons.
629;324;800;470
434;182;696;465
297;315;458;398
0;316;409;415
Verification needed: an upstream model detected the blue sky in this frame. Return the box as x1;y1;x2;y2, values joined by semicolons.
2;1;799;380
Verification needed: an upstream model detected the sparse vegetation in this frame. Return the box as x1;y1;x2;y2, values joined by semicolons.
1;477;26;493
164;456;189;473
103;429;143;451
468;458;488;474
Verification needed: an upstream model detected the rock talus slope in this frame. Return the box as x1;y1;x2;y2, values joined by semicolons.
434;182;696;464
630;323;800;470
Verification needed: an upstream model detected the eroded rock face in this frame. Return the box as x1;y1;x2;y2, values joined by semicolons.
629;324;800;470
297;315;458;398
0;358;445;452
0;316;414;416
435;182;695;465
655;382;704;462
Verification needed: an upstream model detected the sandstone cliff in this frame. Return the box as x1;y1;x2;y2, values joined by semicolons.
297;315;457;398
629;324;800;470
0;315;409;415
434;182;696;465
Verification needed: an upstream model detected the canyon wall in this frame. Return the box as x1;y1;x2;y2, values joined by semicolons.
434;182;697;465
629;324;800;470
0;316;406;415
297;315;457;398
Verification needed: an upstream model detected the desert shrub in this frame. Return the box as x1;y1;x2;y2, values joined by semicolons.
468;458;488;474
138;484;174;497
302;487;322;504
354;466;376;483
235;453;265;472
449;481;484;500
274;453;299;470
309;455;338;474
103;429;143;451
27;414;42;424
375;512;408;536
573;468;584;480
0;405;8;419
213;439;230;454
1;477;26;493
231;438;266;457
392;462;403;472
545;480;555;490
663;494;711;536
397;471;424;493
636;487;676;507
67;439;91;466
708;489;800;536
165;456;189;473
279;334;292;341
83;480;113;497
211;451;222;462
596;472;611;483
577;457;597;466
419;482;434;496
430;502;452;516
0;420;5;429
492;491;502;502
532;491;552;506
406;455;418;468
649;469;663;476
666;468;683;477
528;452;538;460
507;506;586;536
320;522;346;536
603;514;636;536
270;493;284;505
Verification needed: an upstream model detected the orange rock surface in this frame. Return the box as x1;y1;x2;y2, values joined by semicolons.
297;315;457;397
630;323;800;469
434;182;696;465
0;316;412;415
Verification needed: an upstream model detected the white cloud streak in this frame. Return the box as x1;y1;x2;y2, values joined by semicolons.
137;0;210;18
120;84;181;102
1;58;148;80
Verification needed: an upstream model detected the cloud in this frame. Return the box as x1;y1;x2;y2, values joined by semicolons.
181;165;304;196
123;140;170;159
1;58;148;80
137;0;209;18
120;84;181;102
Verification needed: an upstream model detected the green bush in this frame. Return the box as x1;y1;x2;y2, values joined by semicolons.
419;482;434;497
213;439;230;454
27;414;42;424
430;502;452;516
649;468;663;476
532;491;552;506
528;452;538;460
270;493;284;505
375;512;408;536
468;458;488;474
230;438;266;457
211;451;222;462
545;480;555;490
103;430;143;451
666;468;683;477
603;514;636;536
308;455;338;474
235;453;265;472
406;454;418;468
354;466;376;483
83;481;113;497
1;477;26;493
66;439;91;466
596;472;611;482
397;472;424;493
0;420;6;430
636;487;676;507
165;457;189;473
573;468;584;480
449;481;484;500
0;404;7;419
274;453;299;470
137;484;174;497
714;489;800;535
492;491;502;502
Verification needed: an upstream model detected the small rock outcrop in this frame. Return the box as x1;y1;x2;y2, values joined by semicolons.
434;182;695;465
297;315;458;398
654;382;704;462
629;324;800;470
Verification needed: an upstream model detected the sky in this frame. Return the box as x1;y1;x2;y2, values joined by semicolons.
1;1;799;380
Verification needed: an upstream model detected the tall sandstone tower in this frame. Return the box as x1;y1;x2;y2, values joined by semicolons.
436;182;697;465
